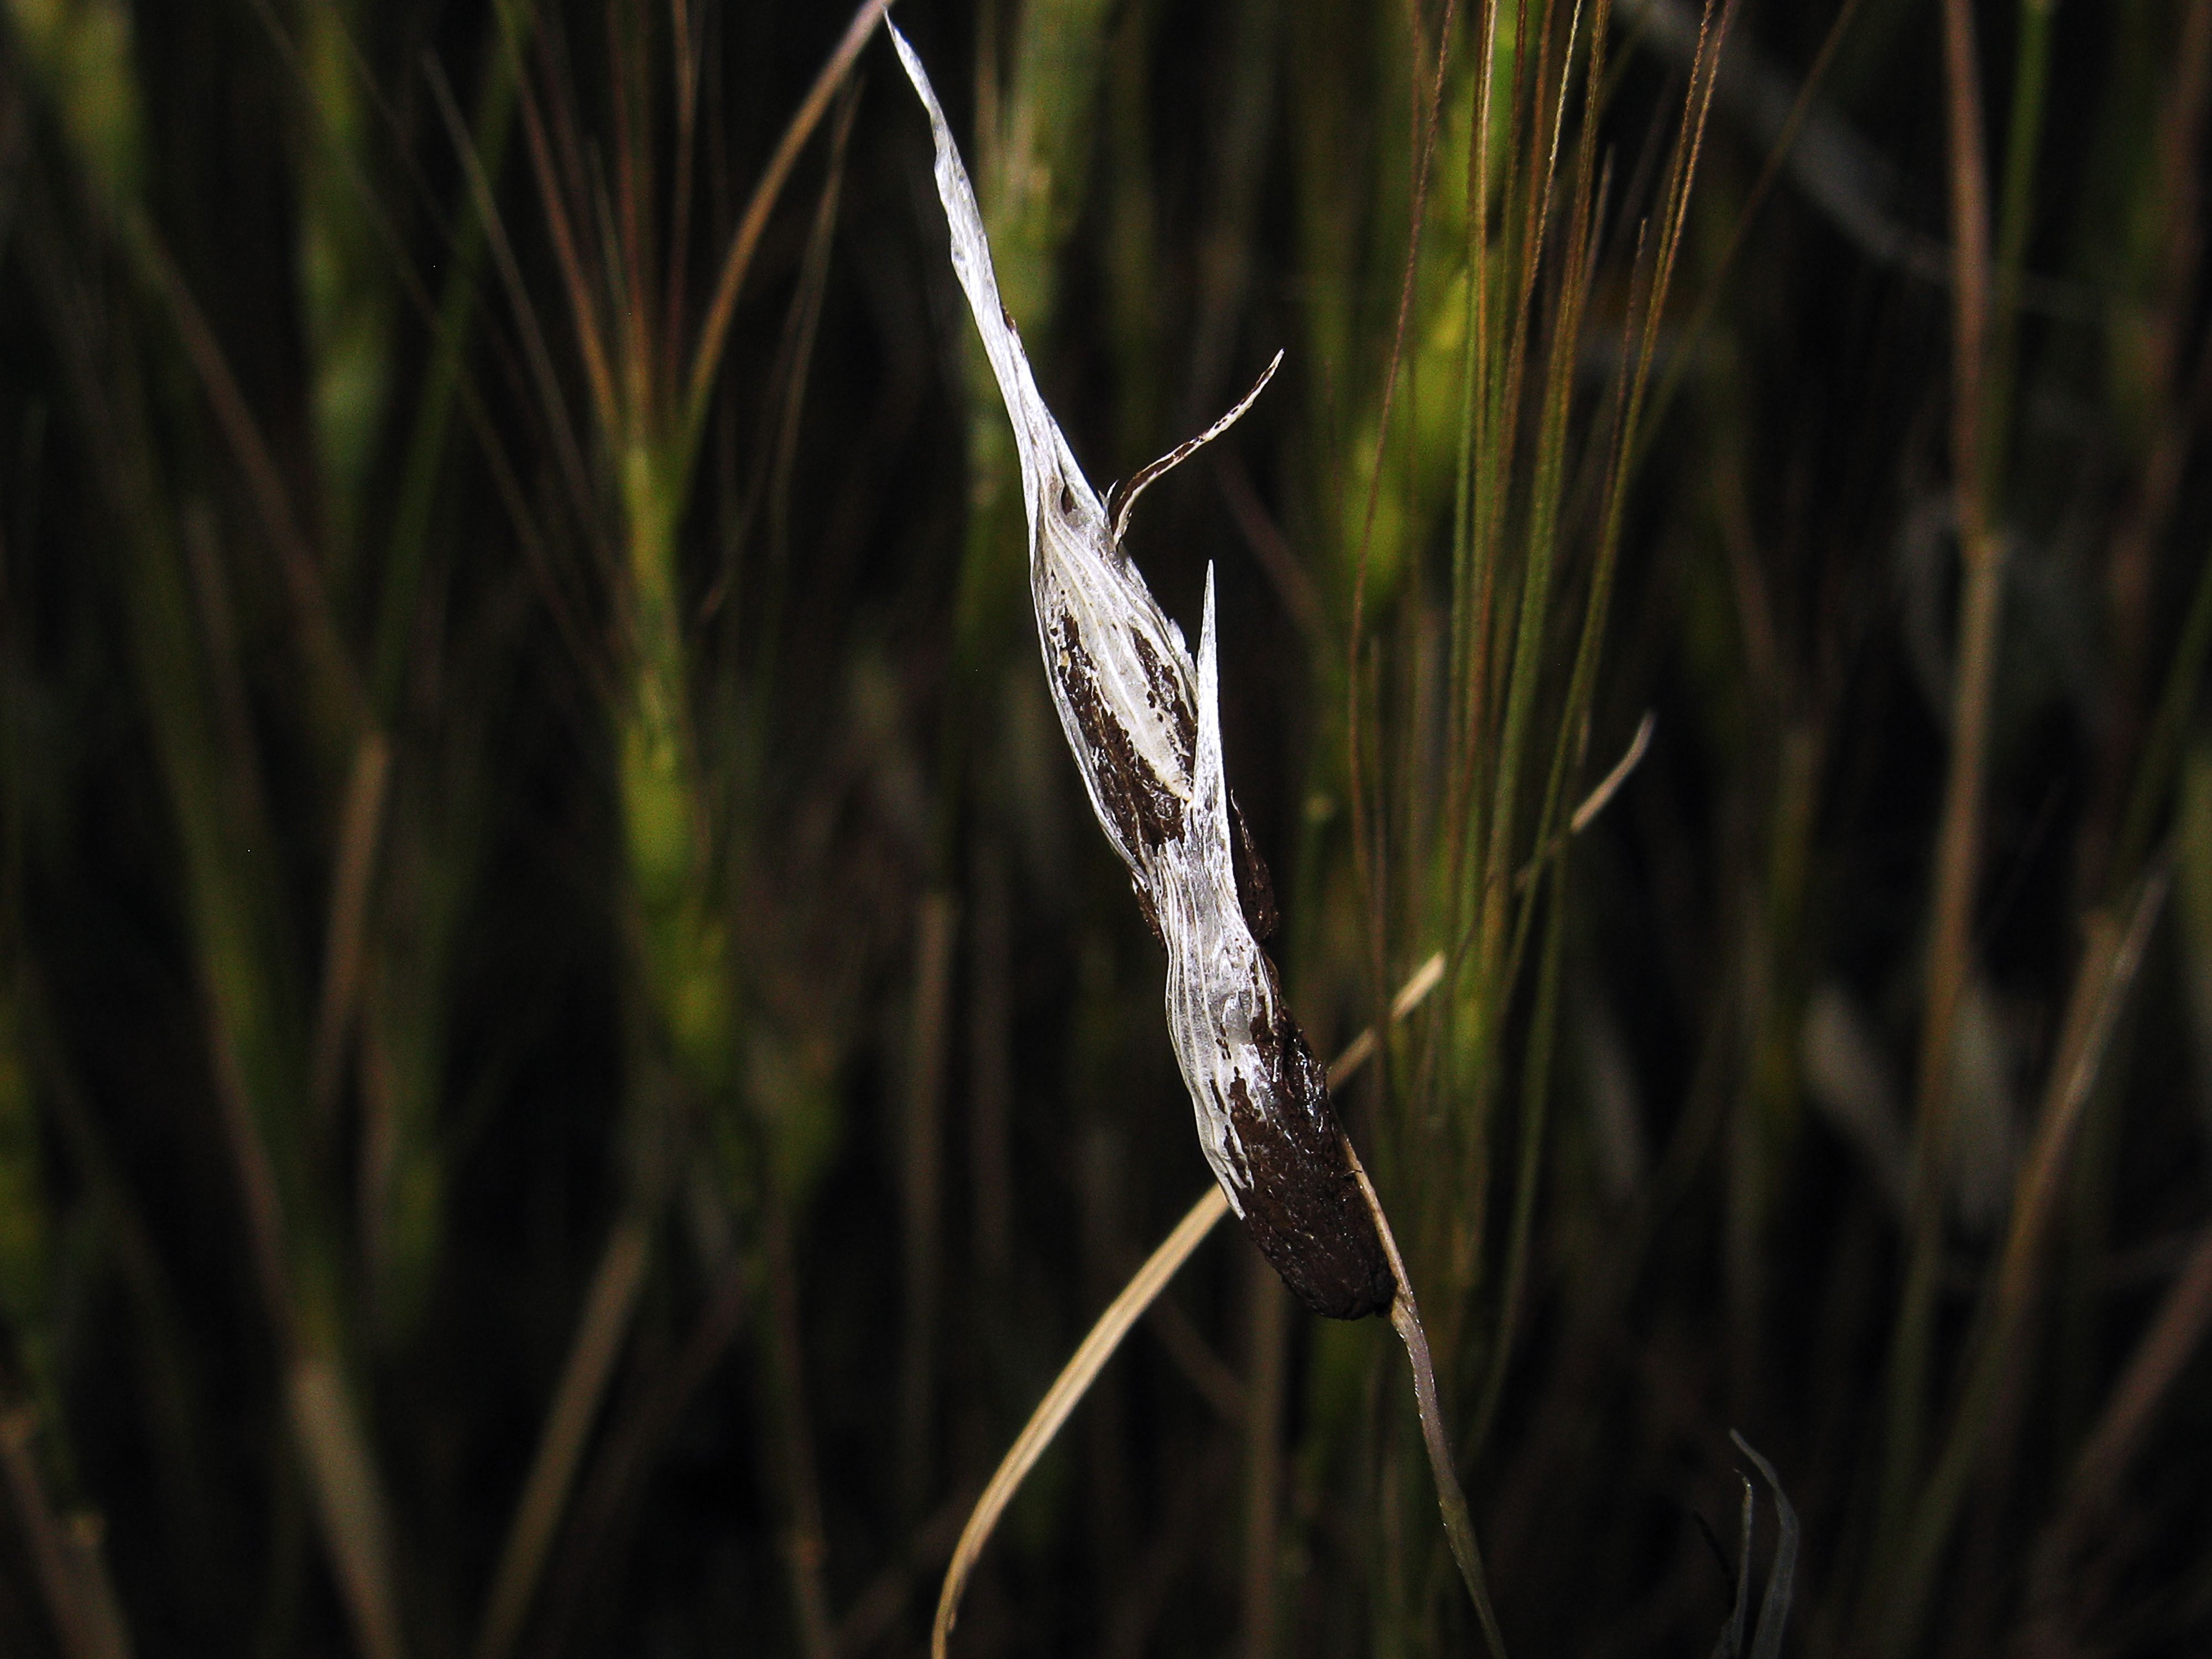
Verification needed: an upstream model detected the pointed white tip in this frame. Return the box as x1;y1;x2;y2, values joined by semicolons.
886;18;928;103
1199;564;1218;687
1194;565;1225;819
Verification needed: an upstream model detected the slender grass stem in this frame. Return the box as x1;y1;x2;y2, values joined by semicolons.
898;895;959;1524
678;0;889;483
373;0;536;709
1239;1254;1289;1659
309;733;391;1130
1882;0;2001;1573
2034;1211;2212;1584
2114;513;2212;878
1468;857;1566;1454
472;1215;651;1659
1342;1138;1508;1659
288;1358;407;1659
1877;873;2167;1658
0;1407;135;1659
1349;0;1460;1088
763;1192;838;1659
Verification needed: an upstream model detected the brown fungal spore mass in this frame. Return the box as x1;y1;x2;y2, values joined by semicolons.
1126;630;1195;767
1229;796;1279;940
1052;611;1187;863
1218;967;1394;1320
1152;572;1397;1322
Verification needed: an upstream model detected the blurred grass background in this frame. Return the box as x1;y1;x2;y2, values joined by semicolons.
0;0;2209;1655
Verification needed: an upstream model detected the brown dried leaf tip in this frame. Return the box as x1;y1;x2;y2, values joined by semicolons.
891;21;1392;1320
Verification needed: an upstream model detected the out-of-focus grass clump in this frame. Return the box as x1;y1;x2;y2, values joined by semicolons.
0;1;2208;1656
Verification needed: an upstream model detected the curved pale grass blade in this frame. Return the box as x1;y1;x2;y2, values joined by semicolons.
930;954;1445;1659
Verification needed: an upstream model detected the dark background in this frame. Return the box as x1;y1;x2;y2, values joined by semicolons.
0;1;2208;1655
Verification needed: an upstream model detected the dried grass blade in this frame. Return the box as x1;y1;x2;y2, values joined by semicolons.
1327;952;1448;1082
1571;712;1656;835
472;1214;651;1659
680;0;891;468
1110;351;1282;544
2064;1214;2212;1530
310;731;392;1127
1877;868;2169;1657
928;955;1447;1658
1513;712;1656;891
129;220;364;736
289;1355;406;1659
0;1407;135;1659
2020;1210;2212;1644
424;55;599;545
1885;0;2002;1558
930;1186;1229;1659
899;896;960;1520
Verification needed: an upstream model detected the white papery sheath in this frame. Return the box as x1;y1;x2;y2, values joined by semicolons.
891;22;1394;1321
